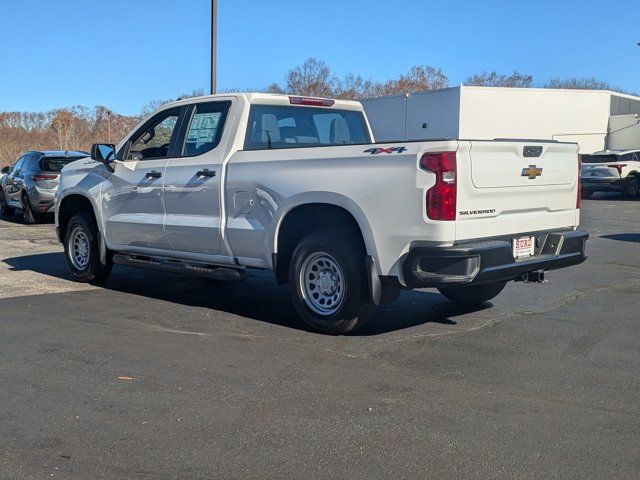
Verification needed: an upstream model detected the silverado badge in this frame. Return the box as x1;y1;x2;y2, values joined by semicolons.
521;165;543;179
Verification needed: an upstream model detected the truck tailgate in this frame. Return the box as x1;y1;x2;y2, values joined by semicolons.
455;140;580;241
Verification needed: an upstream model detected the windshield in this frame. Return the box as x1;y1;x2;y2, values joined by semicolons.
40;156;86;172
582;154;620;164
245;105;371;150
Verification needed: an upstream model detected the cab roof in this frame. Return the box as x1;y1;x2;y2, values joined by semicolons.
163;92;364;112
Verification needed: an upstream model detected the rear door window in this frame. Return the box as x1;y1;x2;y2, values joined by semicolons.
181;101;230;156
245;105;370;150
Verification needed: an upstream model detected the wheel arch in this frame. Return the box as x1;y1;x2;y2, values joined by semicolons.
57;193;101;243
270;193;379;285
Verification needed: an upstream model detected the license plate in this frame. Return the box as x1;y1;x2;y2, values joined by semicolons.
513;236;535;259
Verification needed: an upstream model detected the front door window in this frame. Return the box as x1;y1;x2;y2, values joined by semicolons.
128;110;181;160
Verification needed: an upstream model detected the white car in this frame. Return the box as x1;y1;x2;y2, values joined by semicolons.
581;150;640;198
55;93;588;334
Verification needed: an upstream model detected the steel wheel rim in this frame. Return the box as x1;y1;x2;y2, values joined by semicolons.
69;226;90;270
299;252;345;316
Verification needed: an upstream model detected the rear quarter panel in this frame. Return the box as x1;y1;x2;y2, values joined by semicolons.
224;142;459;276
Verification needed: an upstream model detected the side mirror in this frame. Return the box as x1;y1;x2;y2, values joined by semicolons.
1;166;9;174
91;143;116;165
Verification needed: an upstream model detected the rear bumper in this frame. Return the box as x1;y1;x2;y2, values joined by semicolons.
403;229;588;288
29;189;56;213
582;176;624;192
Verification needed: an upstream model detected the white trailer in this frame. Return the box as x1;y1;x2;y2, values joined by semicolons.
362;86;640;154
608;114;640;151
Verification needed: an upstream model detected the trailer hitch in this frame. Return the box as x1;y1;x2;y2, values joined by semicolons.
517;270;547;284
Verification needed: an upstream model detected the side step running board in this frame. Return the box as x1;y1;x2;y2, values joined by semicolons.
112;254;247;282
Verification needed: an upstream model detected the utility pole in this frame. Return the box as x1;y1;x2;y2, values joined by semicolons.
107;110;112;143
211;0;217;94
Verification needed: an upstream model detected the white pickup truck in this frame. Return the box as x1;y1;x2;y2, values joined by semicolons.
55;93;588;334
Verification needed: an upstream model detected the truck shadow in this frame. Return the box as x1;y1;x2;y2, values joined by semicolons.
600;233;640;244
3;252;490;335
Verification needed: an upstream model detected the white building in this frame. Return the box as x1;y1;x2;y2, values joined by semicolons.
362;86;640;154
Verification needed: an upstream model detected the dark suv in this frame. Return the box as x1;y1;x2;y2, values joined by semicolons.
0;150;88;223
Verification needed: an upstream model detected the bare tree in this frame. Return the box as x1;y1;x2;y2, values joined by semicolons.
545;77;612;90
284;58;336;97
374;65;449;96
544;77;636;95
465;71;533;88
49;110;78;151
334;74;377;100
270;59;449;99
264;82;285;94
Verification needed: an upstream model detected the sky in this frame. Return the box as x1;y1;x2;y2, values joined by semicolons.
1;0;639;115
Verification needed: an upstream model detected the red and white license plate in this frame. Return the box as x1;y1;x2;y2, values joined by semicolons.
513;236;535;259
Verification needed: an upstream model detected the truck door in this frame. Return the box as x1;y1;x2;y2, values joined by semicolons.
162;100;232;256
102;107;186;251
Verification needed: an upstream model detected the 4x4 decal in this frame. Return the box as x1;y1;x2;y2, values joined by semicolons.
364;146;407;155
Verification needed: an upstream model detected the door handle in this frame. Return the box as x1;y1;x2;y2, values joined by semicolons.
145;171;162;179
196;169;216;178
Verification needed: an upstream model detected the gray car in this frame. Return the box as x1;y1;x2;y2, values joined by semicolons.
0;150;88;223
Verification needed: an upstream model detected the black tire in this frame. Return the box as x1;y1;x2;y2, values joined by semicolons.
581;188;594;199
289;230;376;334
0;191;14;217
624;176;639;198
63;212;113;284
438;281;507;305
21;193;43;224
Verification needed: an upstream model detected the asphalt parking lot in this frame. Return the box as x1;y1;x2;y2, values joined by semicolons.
1;196;639;480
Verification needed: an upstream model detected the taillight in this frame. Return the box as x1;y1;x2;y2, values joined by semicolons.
32;174;59;182
607;164;626;175
420;151;457;221
289;96;335;107
577;154;582;209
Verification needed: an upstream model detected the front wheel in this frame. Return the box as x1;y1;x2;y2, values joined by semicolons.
438;281;507;305
63;212;112;284
289;230;376;334
0;191;14;217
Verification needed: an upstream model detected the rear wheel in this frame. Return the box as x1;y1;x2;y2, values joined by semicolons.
0;191;14;217
21;193;43;224
581;188;594;199
63;212;112;284
624;176;639;198
438;281;507;305
289;230;376;334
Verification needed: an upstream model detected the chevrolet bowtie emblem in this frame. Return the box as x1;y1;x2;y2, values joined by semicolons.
521;165;543;179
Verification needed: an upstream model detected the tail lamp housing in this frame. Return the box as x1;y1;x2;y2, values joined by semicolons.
31;174;59;182
607;163;626;175
420;151;457;221
289;96;335;107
